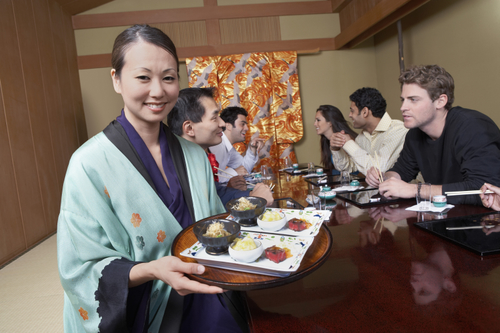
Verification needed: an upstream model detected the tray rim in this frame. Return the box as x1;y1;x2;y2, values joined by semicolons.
172;213;333;291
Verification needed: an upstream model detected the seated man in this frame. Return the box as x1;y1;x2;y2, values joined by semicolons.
367;65;500;205
167;87;273;206
330;87;408;174
209;106;264;182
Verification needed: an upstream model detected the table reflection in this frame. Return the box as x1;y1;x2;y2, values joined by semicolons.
246;170;500;332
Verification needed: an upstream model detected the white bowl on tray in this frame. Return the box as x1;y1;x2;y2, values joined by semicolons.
229;239;264;263
257;211;287;231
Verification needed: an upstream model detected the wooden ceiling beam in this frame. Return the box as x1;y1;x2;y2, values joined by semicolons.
330;0;353;13
72;1;333;29
338;0;430;49
54;0;113;15
77;37;335;70
333;0;415;49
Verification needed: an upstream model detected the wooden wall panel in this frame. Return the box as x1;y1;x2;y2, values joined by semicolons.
0;0;87;266
50;1;80;170
1;0;46;247
0;78;26;264
340;0;382;30
12;0;57;243
220;17;281;45
150;22;208;48
63;12;89;151
34;0;68;190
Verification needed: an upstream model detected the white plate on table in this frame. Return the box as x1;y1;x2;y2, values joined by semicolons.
227;208;328;237
180;231;314;277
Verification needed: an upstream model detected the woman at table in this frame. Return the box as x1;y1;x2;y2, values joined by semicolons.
57;25;246;333
314;105;357;174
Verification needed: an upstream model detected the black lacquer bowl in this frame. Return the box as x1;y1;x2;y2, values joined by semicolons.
225;196;267;226
193;219;241;255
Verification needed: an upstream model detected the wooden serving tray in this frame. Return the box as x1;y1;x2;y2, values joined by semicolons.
172;213;333;291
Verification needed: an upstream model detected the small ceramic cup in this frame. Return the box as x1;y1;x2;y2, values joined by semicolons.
316;168;324;175
433;195;447;207
292;163;299;170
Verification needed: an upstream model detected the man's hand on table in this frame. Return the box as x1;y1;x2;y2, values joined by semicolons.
480;183;500;211
249;183;274;206
378;178;416;199
365;166;384;187
227;175;247;191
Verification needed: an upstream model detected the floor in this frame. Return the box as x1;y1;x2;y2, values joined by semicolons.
0;234;64;332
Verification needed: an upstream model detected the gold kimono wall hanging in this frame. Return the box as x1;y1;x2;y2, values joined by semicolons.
186;51;303;171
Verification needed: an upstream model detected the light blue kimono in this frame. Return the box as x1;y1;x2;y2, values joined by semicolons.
57;131;224;332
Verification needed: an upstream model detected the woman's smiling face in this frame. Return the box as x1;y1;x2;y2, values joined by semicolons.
314;110;332;136
111;40;179;129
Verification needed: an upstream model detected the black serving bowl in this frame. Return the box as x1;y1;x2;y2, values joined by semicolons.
192;219;241;255
225;196;267;227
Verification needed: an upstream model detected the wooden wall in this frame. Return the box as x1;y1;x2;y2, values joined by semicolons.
0;0;87;267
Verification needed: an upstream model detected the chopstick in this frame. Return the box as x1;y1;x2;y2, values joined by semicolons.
369;153;384;184
216;173;254;186
214;166;234;177
446;225;496;230
270;184;275;191
444;190;494;196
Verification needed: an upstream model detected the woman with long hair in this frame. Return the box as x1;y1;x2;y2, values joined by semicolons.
314;105;357;172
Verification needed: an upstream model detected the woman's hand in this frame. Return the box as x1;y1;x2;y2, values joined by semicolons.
130;256;224;296
480;183;500;211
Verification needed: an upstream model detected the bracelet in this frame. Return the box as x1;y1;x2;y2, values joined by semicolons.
417;183;421;198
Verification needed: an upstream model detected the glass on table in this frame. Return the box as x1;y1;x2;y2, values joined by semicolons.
340;170;350;186
416;182;432;210
307;162;315;174
261;165;273;186
284;156;292;170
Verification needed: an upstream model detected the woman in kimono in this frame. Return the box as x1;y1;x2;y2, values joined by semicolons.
57;25;247;333
314;105;357;173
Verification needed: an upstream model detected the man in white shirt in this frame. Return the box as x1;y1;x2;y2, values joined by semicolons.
210;106;264;183
330;87;408;175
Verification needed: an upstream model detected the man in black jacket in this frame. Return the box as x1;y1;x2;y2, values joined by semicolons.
366;65;500;205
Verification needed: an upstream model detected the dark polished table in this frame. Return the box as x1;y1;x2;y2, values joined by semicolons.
246;170;500;332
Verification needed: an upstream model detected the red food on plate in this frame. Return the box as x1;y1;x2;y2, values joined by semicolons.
288;218;311;231
265;245;287;263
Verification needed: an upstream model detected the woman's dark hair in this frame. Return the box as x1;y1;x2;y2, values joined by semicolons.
111;24;179;77
317;105;357;170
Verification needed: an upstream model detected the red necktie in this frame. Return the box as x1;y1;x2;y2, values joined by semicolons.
207;153;219;182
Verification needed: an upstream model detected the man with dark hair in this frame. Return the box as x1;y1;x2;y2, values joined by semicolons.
209;106;264;182
167;88;273;206
330;87;407;175
367;65;500;205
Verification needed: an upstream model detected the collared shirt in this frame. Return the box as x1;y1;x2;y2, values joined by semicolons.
209;132;259;183
331;112;408;175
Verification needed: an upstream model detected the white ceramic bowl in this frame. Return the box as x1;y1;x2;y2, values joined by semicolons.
229;239;264;263
257;211;287;231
